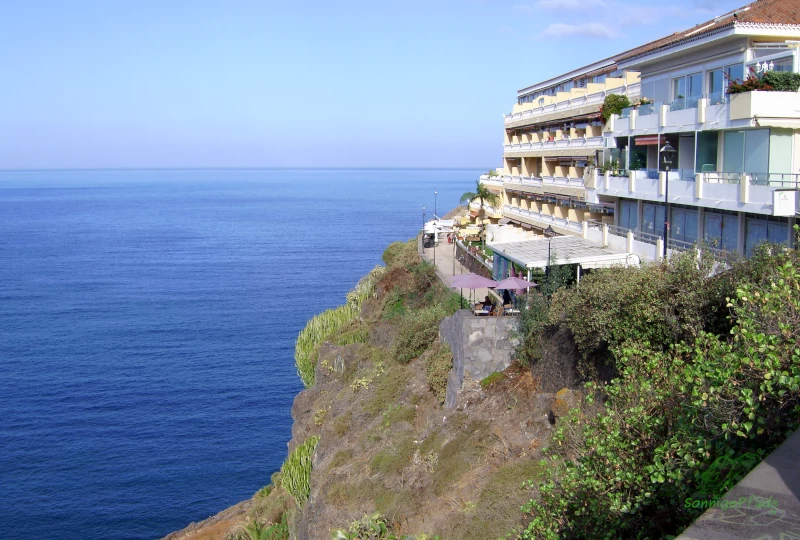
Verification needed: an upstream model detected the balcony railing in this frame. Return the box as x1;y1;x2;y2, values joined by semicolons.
503;204;584;233
503;136;604;154
706;91;727;106
502;175;585;187
638;102;658;116
479;175;504;186
505;84;640;124
749;173;800;188
668;95;701;112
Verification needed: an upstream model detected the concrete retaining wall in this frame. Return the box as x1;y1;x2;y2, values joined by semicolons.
439;309;519;408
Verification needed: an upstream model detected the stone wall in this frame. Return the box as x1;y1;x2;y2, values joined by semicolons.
439;309;519;408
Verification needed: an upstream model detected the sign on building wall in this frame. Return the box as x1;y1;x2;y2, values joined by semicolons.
772;190;798;217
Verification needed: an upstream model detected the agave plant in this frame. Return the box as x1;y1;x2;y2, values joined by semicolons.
295;265;385;387
281;435;319;508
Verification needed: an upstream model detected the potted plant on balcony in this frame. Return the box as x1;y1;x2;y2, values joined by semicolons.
727;71;800;94
599;94;631;121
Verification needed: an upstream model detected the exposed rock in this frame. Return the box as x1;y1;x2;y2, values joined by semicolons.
552;388;582;418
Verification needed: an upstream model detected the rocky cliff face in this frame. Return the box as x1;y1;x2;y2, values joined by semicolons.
165;239;577;540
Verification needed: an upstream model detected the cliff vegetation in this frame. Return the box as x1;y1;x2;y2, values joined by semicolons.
168;230;800;540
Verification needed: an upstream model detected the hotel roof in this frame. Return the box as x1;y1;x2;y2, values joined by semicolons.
489;236;637;270
619;0;800;63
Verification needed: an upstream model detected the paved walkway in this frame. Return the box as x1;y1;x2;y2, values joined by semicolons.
420;235;497;308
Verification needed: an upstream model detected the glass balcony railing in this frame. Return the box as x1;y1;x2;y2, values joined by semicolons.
638;102;658;116
706;91;726;106
669;95;700;112
620;106;633;119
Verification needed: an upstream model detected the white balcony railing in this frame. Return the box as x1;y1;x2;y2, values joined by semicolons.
503;204;584;233
503;136;604;154
478;174;504;187
505;83;641;125
501;175;585;188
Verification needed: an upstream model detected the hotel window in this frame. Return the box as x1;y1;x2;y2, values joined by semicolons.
671;207;698;245
745;217;788;255
704;211;738;251
707;68;725;105
723;129;769;175
619;200;638;231
642;203;665;238
771;57;794;72
671;72;702;111
724;63;744;85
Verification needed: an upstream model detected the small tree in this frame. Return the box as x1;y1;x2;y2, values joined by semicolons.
460;179;501;246
599;94;631;121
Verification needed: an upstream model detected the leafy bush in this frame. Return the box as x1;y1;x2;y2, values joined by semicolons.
520;247;800;539
392;305;447;364
763;70;800;92
382;240;420;268
727;71;800;94
599;94;631;120
727;74;773;94
281;435;319;508
425;343;452;404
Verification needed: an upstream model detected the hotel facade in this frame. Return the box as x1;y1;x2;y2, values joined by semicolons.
480;0;800;270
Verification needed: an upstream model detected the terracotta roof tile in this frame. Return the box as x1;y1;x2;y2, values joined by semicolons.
619;0;800;62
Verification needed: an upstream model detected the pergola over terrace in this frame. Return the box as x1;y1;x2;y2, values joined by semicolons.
488;235;639;281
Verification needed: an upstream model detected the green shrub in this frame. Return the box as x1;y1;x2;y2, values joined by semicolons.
520;249;800;539
727;74;773;94
425;343;452;404
763;70;800;91
599;94;631;120
479;371;505;388
514;291;550;368
281;435;319;508
392;305;447;364
382;240;419;268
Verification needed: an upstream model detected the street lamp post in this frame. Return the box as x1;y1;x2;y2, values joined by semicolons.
544;225;556;277
433;191;438;266
422;206;426;254
660;141;675;259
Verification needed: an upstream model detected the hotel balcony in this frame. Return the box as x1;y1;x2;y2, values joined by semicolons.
611;91;800;138
478;174;504;189
502;204;585;236
505;74;641;129
469;200;503;219
589;170;800;217
500;174;585;199
503;136;605;158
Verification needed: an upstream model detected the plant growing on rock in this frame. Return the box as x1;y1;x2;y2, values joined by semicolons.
281;435;319;508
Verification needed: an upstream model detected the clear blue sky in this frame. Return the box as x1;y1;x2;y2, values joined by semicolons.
0;0;746;169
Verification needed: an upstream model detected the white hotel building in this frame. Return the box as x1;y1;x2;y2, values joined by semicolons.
481;0;800;274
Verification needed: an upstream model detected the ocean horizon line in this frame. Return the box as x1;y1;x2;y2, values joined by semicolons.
0;166;490;173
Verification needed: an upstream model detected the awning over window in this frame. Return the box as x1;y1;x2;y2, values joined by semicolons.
634;135;665;146
498;217;511;225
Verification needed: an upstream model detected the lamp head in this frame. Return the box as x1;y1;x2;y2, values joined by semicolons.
660;140;675;166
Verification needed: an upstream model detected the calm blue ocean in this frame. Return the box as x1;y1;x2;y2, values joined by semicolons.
0;169;480;540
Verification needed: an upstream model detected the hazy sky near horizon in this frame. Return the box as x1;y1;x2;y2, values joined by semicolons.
2;0;747;169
